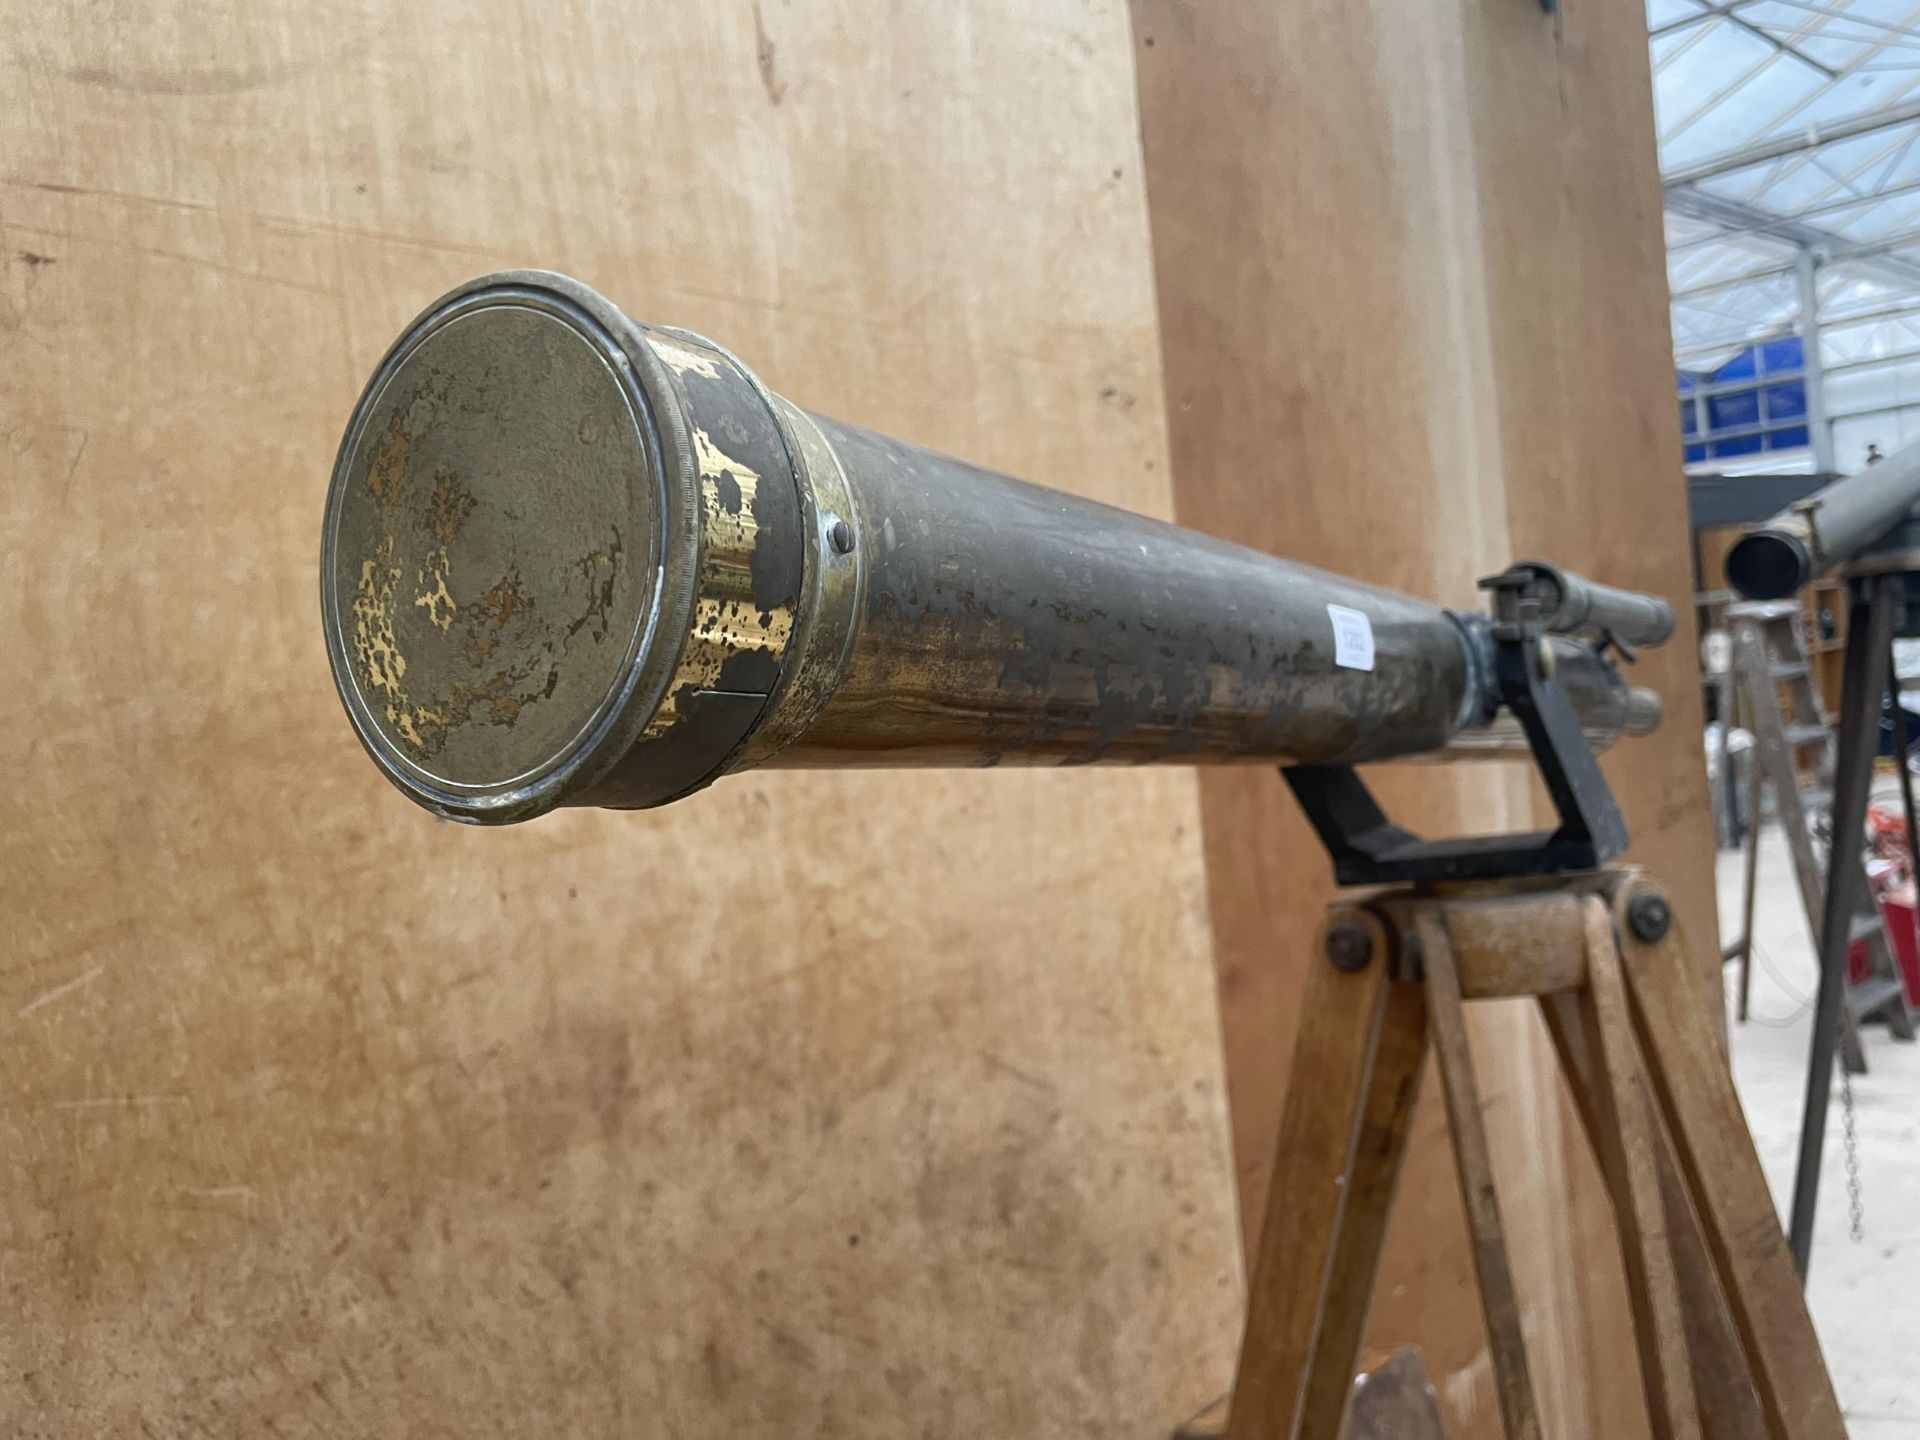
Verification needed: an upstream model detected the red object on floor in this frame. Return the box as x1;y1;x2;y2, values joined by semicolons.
1878;882;1920;1006
1840;805;1920;1000
1868;803;1911;870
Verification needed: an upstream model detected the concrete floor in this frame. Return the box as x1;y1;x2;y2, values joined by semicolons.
1717;824;1920;1438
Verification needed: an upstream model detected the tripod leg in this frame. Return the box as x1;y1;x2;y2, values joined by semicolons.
1736;743;1763;1025
1542;989;1763;1440
1297;977;1428;1439
1556;899;1702;1440
1415;910;1542;1440
1613;879;1848;1440
1228;909;1426;1440
1798;577;1896;1271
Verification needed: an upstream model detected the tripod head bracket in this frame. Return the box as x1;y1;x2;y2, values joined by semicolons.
1285;564;1637;886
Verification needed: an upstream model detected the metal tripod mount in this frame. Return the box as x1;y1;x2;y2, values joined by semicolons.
1285;566;1631;886
1217;574;1847;1440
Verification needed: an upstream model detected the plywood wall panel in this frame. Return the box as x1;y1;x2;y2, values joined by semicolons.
1131;1;1714;1436
0;4;1242;1433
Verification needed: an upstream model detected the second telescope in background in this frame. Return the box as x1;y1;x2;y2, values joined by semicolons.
1726;438;1920;600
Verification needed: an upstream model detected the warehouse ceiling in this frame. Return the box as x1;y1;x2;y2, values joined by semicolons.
1654;0;1920;394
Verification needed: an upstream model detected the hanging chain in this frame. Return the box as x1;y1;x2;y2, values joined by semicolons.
1839;1054;1866;1244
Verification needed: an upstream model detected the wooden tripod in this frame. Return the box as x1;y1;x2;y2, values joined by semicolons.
1224;868;1847;1440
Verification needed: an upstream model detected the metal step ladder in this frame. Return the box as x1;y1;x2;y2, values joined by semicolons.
1725;601;1918;1073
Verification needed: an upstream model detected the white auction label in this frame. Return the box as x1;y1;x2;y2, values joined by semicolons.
1326;603;1375;671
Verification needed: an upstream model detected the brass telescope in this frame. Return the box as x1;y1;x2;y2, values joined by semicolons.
321;271;1661;826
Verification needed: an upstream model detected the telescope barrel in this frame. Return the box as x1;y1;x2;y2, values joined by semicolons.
320;271;1657;824
1725;439;1920;599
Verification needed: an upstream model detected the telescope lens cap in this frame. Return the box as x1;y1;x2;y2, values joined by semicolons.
322;274;694;823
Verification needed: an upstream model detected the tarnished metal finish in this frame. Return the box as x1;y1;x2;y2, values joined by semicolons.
730;397;864;769
581;326;808;810
1429;634;1661;760
322;271;1657;824
322;278;689;824
335;308;649;773
780;416;1475;768
635;330;798;737
322;271;805;823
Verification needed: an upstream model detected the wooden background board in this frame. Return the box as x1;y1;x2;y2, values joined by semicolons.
1131;1;1716;1437
0;4;1246;1432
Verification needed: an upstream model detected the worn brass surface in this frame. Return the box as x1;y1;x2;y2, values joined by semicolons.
323;272;814;822
326;293;659;798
